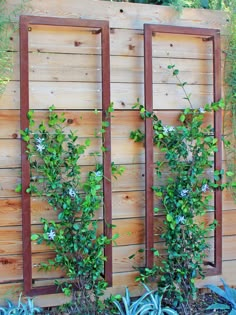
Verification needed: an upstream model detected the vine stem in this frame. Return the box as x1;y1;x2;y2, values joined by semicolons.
175;74;194;109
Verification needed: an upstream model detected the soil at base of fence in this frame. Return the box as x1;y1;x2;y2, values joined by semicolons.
42;292;231;314
165;292;230;314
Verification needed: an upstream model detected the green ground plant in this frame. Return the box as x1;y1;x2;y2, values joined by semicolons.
20;105;124;314
224;6;236;201
130;65;230;314
0;0;28;94
102;0;232;10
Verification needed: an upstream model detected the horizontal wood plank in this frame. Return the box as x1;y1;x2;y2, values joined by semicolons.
7;0;228;32
0;158;228;197
0;194;235;231
1;259;236;307
0;190;146;226
1;235;236;283
0;81;214;110
1;258;236;307
1;216;236;254
10;52;216;84
0;109;215;139
0;164;145;197
27;27;216;59
0;168;21;198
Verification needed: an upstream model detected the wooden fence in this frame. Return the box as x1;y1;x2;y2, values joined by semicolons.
0;0;235;306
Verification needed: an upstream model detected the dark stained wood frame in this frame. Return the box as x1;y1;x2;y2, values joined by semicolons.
20;15;112;296
144;24;222;276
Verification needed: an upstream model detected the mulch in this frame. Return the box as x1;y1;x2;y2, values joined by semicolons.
170;292;230;314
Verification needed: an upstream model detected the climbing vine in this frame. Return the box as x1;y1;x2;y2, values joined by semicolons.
130;65;231;314
20;105;124;314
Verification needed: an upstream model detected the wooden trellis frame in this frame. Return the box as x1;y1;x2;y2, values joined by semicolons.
20;15;112;296
144;24;222;276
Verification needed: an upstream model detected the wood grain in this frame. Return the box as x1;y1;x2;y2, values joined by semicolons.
10;52;216;84
0;0;232;303
7;0;228;32
0;81;214;110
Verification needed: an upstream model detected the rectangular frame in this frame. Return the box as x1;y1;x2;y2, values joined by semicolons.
20;15;112;296
144;24;222;276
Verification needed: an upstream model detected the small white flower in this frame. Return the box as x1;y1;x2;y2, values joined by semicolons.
94;171;102;177
180;189;189;197
68;188;76;198
163;125;175;135
201;184;209;193
198;107;205;114
47;230;56;240
176;215;186;224
168;126;175;132
36;137;44;144
36;143;45;153
163;126;168;134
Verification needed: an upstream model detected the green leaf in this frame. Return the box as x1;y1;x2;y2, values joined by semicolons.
226;171;234;177
154;191;162;197
73;223;80;230
173;69;179;76
49;105;55;112
128;254;136;259
153;250;159;256
31;234;39;241
27;109;35;120
102;121;109;128
179;114;185;122
138;248;144;253
107;102;114;113
200;0;209;8
112;233;119;240
154;207;159;213
15;183;22;193
85;138;91;146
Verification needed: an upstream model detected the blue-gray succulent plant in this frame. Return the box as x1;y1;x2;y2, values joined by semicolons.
206;278;236;314
0;294;41;315
112;284;178;315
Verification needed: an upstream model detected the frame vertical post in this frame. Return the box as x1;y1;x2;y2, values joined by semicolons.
144;25;154;268
20;15;112;295
143;24;222;276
